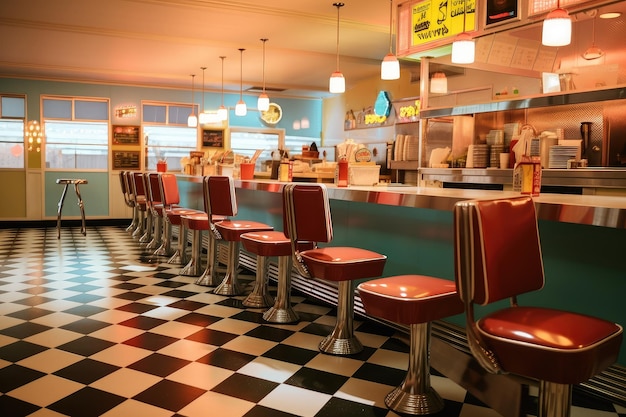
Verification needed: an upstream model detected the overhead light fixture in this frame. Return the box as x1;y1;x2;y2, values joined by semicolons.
236;48;247;116
600;11;621;19
329;2;345;94
381;0;400;80
451;0;474;64
218;56;228;121
257;38;270;111
542;0;571;47
430;72;448;94
198;66;210;124
187;74;198;127
582;11;604;60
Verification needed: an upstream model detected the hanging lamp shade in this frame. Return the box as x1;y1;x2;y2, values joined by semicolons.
217;56;228;121
187;74;198;127
257;38;270;111
236;48;247;116
329;3;346;94
542;7;571;46
430;72;448;94
381;0;400;80
381;53;400;80
450;0;474;64
329;71;345;94
451;32;475;64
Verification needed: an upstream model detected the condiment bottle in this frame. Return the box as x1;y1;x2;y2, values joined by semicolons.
336;157;348;187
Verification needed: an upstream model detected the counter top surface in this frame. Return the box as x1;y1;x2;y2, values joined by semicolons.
178;176;626;229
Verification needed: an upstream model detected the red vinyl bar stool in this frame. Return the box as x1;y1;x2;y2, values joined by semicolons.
357;276;463;414
143;172;164;253
454;196;623;417
130;172;148;241
118;171;140;234
159;173;202;265
204;176;273;296
283;183;387;355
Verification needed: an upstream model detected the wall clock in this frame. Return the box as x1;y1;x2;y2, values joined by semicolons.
260;102;282;125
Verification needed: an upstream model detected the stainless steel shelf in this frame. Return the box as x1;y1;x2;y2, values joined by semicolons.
421;86;626;119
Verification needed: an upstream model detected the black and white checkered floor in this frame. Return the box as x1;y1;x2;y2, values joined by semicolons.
0;226;623;417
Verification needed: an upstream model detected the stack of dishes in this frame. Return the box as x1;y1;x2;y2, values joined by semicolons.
486;130;504;145
490;144;504;167
548;145;579;168
503;123;519;147
473;144;489;168
404;135;419;160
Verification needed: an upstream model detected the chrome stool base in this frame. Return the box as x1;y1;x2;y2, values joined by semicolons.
180;229;203;276
318;280;362;355
195;236;222;286
263;256;299;323
384;322;444;415
213;241;243;296
385;386;444;415
167;225;188;265
242;255;274;308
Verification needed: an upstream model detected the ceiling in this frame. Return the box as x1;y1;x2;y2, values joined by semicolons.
0;0;407;99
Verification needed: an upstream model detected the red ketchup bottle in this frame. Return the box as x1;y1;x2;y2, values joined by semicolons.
337;157;348;187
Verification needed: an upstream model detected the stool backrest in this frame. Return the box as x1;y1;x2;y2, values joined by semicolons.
147;173;163;206
203;175;237;218
453;196;545;373
131;172;145;201
159;173;180;207
118;171;132;207
283;183;333;244
454;196;545;307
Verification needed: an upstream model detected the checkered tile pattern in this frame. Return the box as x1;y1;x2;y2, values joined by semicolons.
0;226;623;417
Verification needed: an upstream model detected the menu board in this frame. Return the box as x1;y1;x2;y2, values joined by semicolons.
411;0;476;47
112;151;140;170
112;125;140;145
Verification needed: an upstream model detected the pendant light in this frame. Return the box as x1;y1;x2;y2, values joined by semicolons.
217;56;228;121
451;0;474;64
329;2;345;94
187;74;198;127
542;0;571;47
235;48;247;116
198;66;210;124
430;72;448;94
257;38;270;111
381;0;400;80
582;12;604;60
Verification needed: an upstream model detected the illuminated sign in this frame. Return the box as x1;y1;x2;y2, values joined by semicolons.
412;0;475;47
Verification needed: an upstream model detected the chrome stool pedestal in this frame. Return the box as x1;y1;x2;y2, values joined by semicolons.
56;178;87;239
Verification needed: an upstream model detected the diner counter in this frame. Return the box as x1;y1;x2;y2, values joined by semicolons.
181;176;626;229
176;175;625;410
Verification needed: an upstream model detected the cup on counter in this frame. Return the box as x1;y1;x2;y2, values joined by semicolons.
499;153;510;169
240;163;255;180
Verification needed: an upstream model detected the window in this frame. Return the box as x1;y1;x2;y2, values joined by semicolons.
142;102;197;172
42;97;109;170
0;95;26;169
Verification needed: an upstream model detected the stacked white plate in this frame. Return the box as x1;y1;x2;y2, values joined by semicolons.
473;144;489;168
548;145;579;168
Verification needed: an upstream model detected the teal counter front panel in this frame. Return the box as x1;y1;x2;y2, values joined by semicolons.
44;172;109;218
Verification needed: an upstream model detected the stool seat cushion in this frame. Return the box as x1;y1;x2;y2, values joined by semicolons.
181;213;209;230
215;220;273;242
301;247;386;282
241;231;314;257
166;208;203;226
478;306;622;384
358;275;463;325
